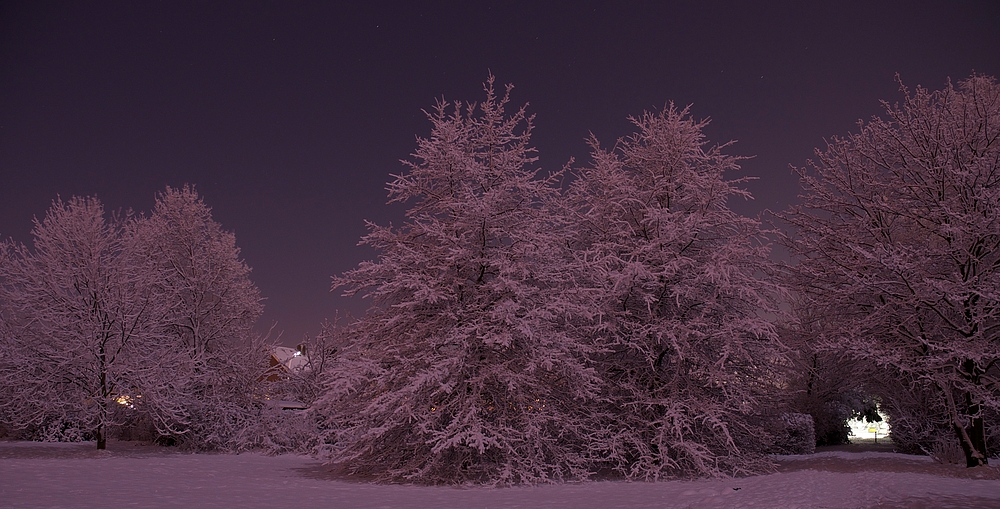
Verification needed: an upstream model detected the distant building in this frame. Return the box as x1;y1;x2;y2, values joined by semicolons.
271;345;311;372
264;344;311;382
262;345;311;410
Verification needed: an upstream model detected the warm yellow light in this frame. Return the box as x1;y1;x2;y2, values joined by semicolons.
116;395;135;409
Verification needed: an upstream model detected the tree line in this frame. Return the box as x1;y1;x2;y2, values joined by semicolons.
2;73;997;484
313;74;1000;483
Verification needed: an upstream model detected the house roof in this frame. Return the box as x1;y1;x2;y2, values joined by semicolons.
271;346;310;373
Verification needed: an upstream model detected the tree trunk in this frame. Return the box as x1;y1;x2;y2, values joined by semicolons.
98;347;108;451
97;422;106;450
942;387;987;467
966;399;988;467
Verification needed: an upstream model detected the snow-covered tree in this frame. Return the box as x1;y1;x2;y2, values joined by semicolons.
135;185;263;362
0;189;276;451
0;295;22;439
565;105;784;478
778;74;1000;467
128;185;268;450
314;78;602;484
0;197;158;449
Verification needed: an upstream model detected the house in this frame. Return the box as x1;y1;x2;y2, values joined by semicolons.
267;344;311;380
261;345;311;410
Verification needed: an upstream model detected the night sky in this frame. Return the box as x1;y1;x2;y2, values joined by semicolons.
2;1;998;344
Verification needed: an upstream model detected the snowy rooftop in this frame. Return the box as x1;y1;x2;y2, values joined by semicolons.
271;346;310;373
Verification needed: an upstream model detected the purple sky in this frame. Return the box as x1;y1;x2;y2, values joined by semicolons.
2;1;998;344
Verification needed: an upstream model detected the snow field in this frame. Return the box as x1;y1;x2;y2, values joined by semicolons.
2;443;999;509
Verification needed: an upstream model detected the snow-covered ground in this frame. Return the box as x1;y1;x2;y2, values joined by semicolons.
2;442;999;508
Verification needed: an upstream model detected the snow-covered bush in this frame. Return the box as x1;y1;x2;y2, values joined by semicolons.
769;413;816;455
234;404;319;454
875;377;952;455
37;417;91;443
889;396;1000;462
